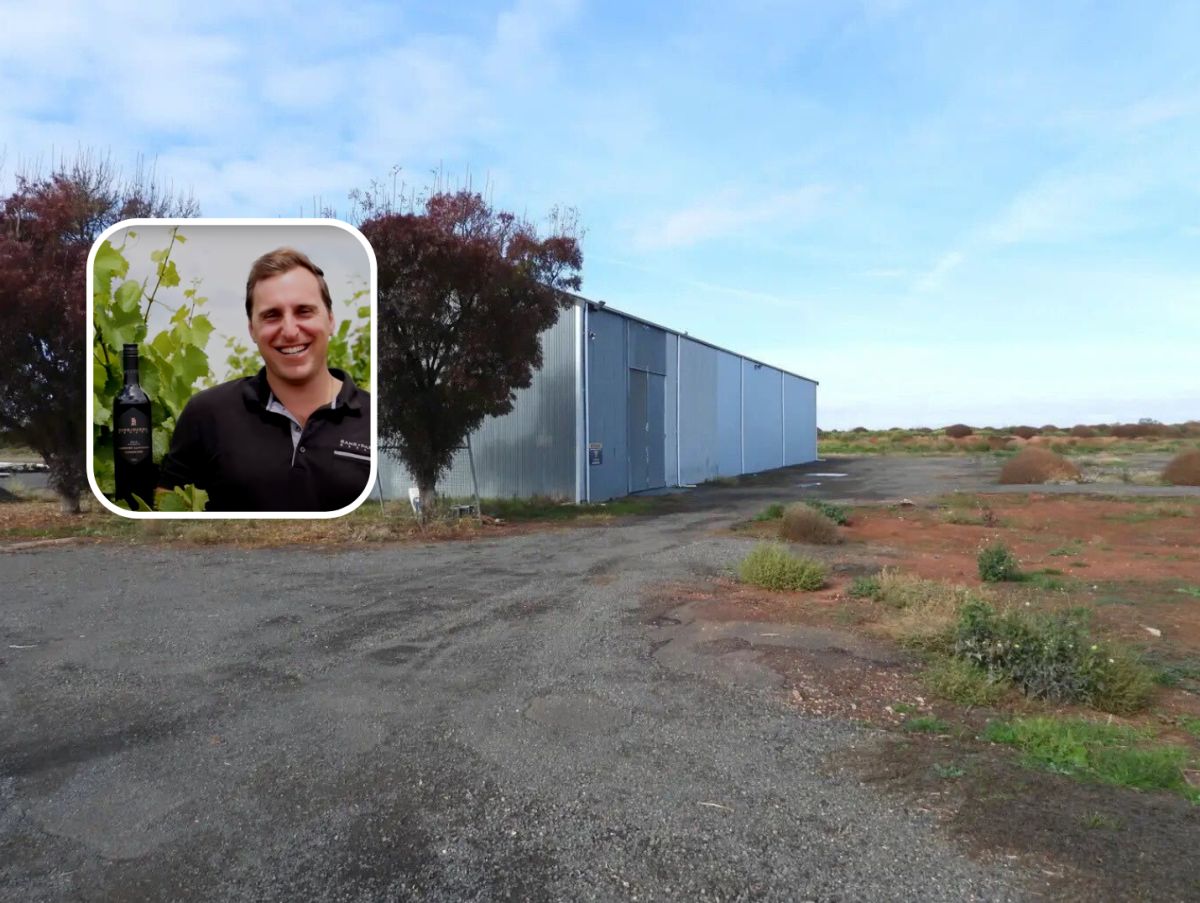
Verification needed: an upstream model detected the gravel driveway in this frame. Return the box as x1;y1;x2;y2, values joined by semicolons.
10;454;1179;901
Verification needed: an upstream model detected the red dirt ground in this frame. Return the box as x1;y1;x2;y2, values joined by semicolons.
846;495;1200;585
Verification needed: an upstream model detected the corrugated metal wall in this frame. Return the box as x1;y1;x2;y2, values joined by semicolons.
742;360;785;474
784;374;818;465
378;306;578;500
377;298;819;505
584;308;628;503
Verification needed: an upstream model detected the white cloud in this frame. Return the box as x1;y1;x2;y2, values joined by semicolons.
912;250;964;293
633;185;833;251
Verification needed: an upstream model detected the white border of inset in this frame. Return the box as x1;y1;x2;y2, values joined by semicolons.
85;218;379;519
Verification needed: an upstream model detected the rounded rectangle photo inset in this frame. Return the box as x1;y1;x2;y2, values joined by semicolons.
86;219;377;518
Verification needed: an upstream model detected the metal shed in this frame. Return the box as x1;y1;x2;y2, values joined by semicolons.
377;297;818;503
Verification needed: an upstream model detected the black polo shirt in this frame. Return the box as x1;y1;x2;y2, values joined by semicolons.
157;368;372;513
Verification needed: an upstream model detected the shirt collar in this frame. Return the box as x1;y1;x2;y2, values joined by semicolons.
243;367;364;413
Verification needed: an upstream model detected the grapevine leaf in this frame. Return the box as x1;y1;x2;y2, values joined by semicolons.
93;440;115;495
114;280;142;313
357;306;370;319
150;248;167;263
93;241;129;300
151;330;175;359
338;320;351;339
156;491;186;512
152;427;171;463
173;234;187;244
157;259;180;289
130;494;154;512
176;344;209;390
190;314;214;349
171;305;189;324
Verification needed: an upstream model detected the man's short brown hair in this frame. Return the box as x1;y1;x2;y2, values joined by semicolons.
245;248;333;318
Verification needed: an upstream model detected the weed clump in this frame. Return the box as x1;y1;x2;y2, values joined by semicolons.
779;503;841;544
754;502;786;522
804;499;848;525
1161;449;1200;486
977;543;1021;582
998;448;1081;484
955;601;1154;712
848;575;883;601
944;424;973;438
738;543;827;591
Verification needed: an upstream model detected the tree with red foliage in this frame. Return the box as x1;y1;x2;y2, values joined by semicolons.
0;154;198;512
361;190;582;513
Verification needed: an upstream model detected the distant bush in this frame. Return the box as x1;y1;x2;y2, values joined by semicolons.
944;423;974;438
738;543;827;591
977;543;1021;582
779;503;841;544
999;448;1081;484
1161;449;1200;486
1069;425;1096;438
986;435;1013;450
1010;426;1039;440
804;499;848;525
850;426;868;434
955;601;1154;712
1039;424;1059;433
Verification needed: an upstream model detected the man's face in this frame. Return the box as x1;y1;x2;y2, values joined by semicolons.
248;267;335;387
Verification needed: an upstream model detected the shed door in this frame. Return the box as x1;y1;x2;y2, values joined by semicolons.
628;369;666;492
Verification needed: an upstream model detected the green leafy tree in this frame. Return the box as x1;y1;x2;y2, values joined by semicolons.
361;189;583;515
92;228;214;510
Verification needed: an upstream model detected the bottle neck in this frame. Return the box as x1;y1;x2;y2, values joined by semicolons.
123;357;140;388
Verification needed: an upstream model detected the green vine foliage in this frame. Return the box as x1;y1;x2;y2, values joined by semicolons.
92;228;213;510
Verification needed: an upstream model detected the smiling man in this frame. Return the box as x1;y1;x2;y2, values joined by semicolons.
156;248;372;512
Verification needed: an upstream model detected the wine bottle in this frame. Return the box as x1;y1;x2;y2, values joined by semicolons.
113;343;156;509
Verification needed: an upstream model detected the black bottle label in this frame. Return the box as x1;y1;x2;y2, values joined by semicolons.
116;409;151;464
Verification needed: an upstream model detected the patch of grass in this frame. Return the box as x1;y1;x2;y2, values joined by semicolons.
1081;812;1122;830
984;717;1197;799
903;715;951;734
933;762;966;779
923;656;1009;706
847;575;883;601
1048;544;1082;557
804;499;848;525
753;502;786;522
1181;717;1200;740
1174;585;1200;598
892;702;918;715
737;543;827;592
978;543;1022;582
1069;560;1089;568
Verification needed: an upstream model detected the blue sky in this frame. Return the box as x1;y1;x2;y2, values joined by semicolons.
3;0;1197;428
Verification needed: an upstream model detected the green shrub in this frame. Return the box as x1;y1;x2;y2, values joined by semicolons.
923;656;1009;706
955;601;1154;712
848;575;883;601
738;543;827;591
804;499;848;525
754;502;786;522
984;717;1196;799
977;543;1021;582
